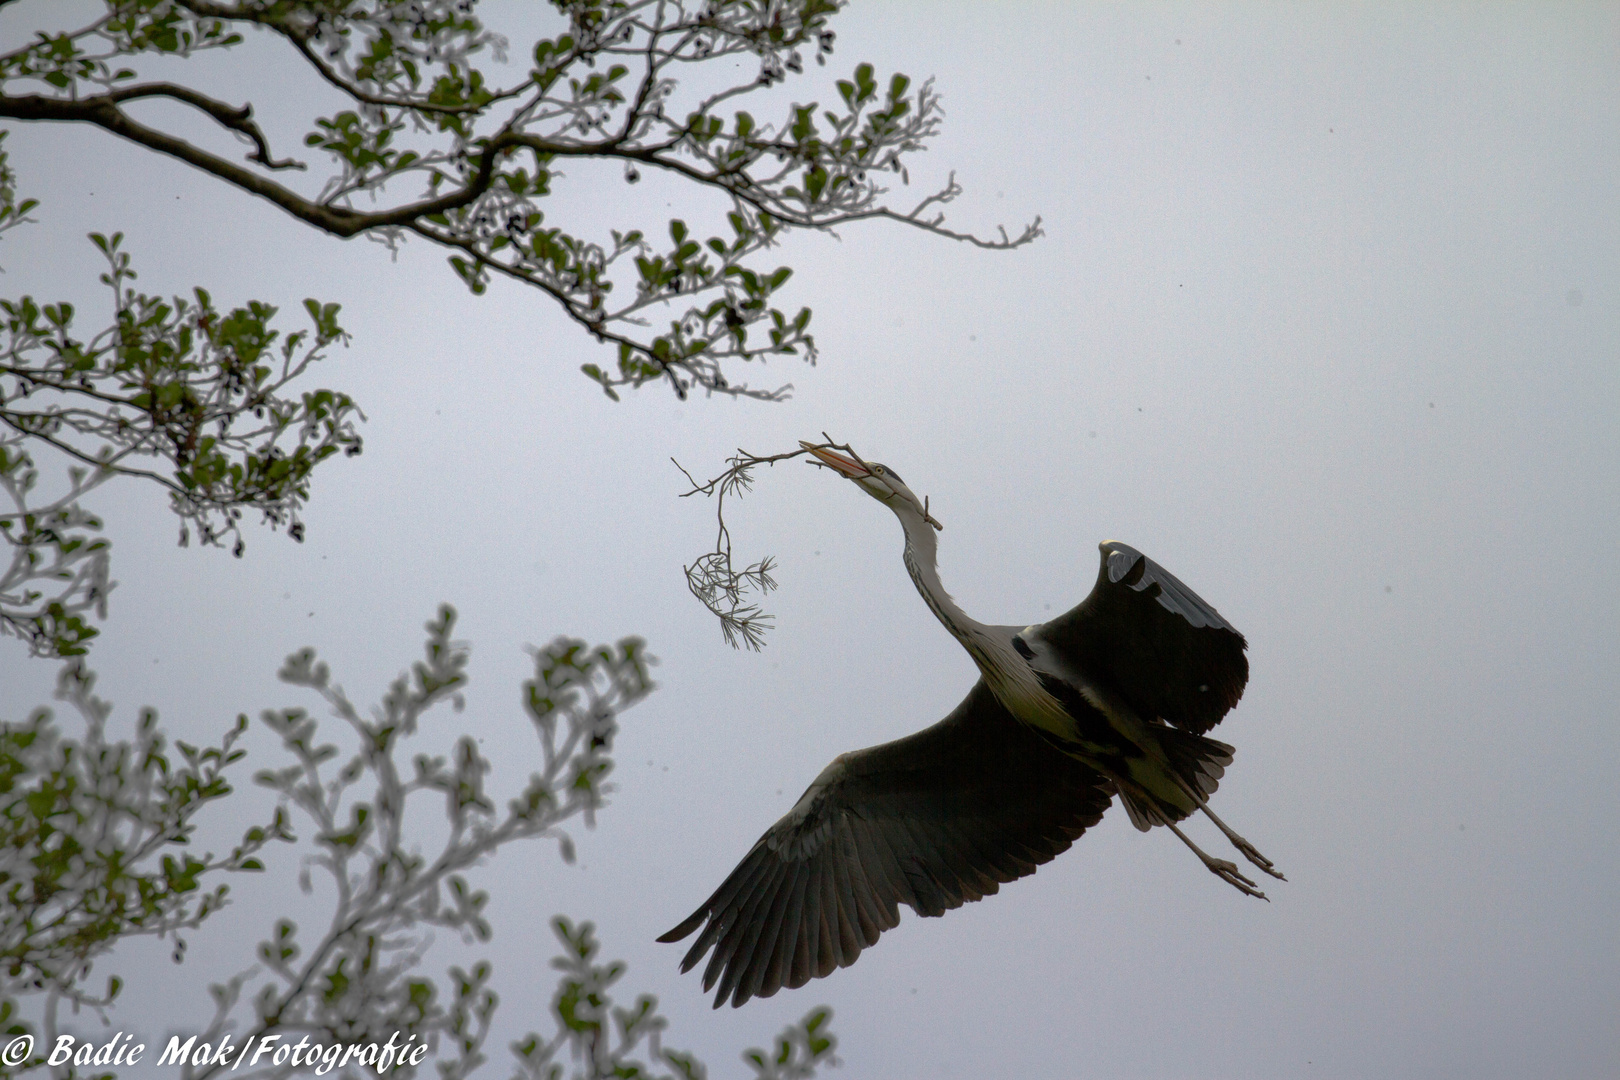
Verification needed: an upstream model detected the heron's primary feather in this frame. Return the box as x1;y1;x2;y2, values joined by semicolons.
657;680;1114;1008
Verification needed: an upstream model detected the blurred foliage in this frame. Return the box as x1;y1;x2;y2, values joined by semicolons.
1;607;839;1079
516;917;835;1080
0;0;1036;402
0;661;287;1076
194;605;655;1079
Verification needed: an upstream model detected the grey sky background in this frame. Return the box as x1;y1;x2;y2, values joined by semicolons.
2;3;1617;1077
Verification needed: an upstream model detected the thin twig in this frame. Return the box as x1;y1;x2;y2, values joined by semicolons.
675;433;877;649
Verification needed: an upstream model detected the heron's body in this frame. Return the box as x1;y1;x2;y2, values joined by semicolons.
661;442;1280;1008
897;500;1222;828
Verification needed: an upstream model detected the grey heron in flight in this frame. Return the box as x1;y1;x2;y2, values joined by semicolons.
660;441;1280;1008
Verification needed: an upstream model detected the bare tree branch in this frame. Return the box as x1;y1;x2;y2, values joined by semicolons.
675;433;888;649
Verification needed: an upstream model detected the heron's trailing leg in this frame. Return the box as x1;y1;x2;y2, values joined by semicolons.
1198;801;1284;880
1174;777;1286;881
1165;821;1268;900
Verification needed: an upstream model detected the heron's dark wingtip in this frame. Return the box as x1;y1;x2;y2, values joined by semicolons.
657;908;708;944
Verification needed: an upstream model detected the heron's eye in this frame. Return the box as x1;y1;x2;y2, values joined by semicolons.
873;466;885;475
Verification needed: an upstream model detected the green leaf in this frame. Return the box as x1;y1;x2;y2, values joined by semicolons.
856;62;877;102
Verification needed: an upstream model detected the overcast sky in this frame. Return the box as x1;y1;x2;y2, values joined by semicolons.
3;3;1617;1078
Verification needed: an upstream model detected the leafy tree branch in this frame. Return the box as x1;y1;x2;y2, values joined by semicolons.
1;661;288;1074
179;605;655;1079
0;204;362;657
2;606;840;1080
0;445;111;659
516;918;836;1080
0;0;1041;401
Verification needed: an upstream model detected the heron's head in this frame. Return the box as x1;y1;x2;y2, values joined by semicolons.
800;441;942;531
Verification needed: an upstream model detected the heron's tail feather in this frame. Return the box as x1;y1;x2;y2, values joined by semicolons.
1162;726;1232;798
1117;728;1233;832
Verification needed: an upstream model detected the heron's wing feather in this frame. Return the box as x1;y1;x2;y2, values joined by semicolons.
657;680;1115;1008
1034;541;1249;735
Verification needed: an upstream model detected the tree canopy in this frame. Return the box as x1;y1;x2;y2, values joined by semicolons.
0;0;1037;402
0;0;1038;659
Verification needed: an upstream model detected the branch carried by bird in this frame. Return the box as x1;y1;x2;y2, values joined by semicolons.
672;433;911;650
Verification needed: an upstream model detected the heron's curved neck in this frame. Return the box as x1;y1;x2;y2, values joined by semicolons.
894;504;996;660
894;502;1076;739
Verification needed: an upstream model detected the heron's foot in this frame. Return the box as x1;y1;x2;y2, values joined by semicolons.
1192;801;1286;881
1167;821;1269;900
1203;851;1269;901
1229;834;1287;881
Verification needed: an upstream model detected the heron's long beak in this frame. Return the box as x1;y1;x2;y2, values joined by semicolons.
799;440;943;531
799;441;870;479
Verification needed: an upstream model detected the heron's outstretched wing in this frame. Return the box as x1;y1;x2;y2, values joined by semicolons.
1031;541;1248;736
658;680;1115;1008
